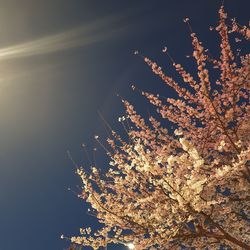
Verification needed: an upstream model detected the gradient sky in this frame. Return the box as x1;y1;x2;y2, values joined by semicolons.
0;1;249;249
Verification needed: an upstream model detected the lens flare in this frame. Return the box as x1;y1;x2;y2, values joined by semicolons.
0;13;128;61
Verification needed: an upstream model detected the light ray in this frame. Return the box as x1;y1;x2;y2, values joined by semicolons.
0;13;129;61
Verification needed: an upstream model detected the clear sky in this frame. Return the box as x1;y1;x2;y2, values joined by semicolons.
0;0;249;249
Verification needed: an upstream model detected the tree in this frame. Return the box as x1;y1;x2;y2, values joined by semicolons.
65;6;250;250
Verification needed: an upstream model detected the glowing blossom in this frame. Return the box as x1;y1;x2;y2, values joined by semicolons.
127;242;135;249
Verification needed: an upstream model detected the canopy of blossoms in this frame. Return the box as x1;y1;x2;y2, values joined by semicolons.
66;6;250;250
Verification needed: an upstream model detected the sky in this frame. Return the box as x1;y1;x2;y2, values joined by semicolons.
0;0;249;249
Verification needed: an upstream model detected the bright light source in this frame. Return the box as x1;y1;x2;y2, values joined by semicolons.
127;243;135;249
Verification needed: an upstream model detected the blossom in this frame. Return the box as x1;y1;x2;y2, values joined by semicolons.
162;46;168;53
174;128;183;136
126;243;135;249
218;140;226;151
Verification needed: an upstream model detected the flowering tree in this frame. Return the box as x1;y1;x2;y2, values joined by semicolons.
66;6;250;250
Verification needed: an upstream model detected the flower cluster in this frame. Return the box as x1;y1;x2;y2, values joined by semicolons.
68;6;250;250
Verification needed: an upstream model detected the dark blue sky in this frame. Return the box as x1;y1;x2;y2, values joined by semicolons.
0;1;249;249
